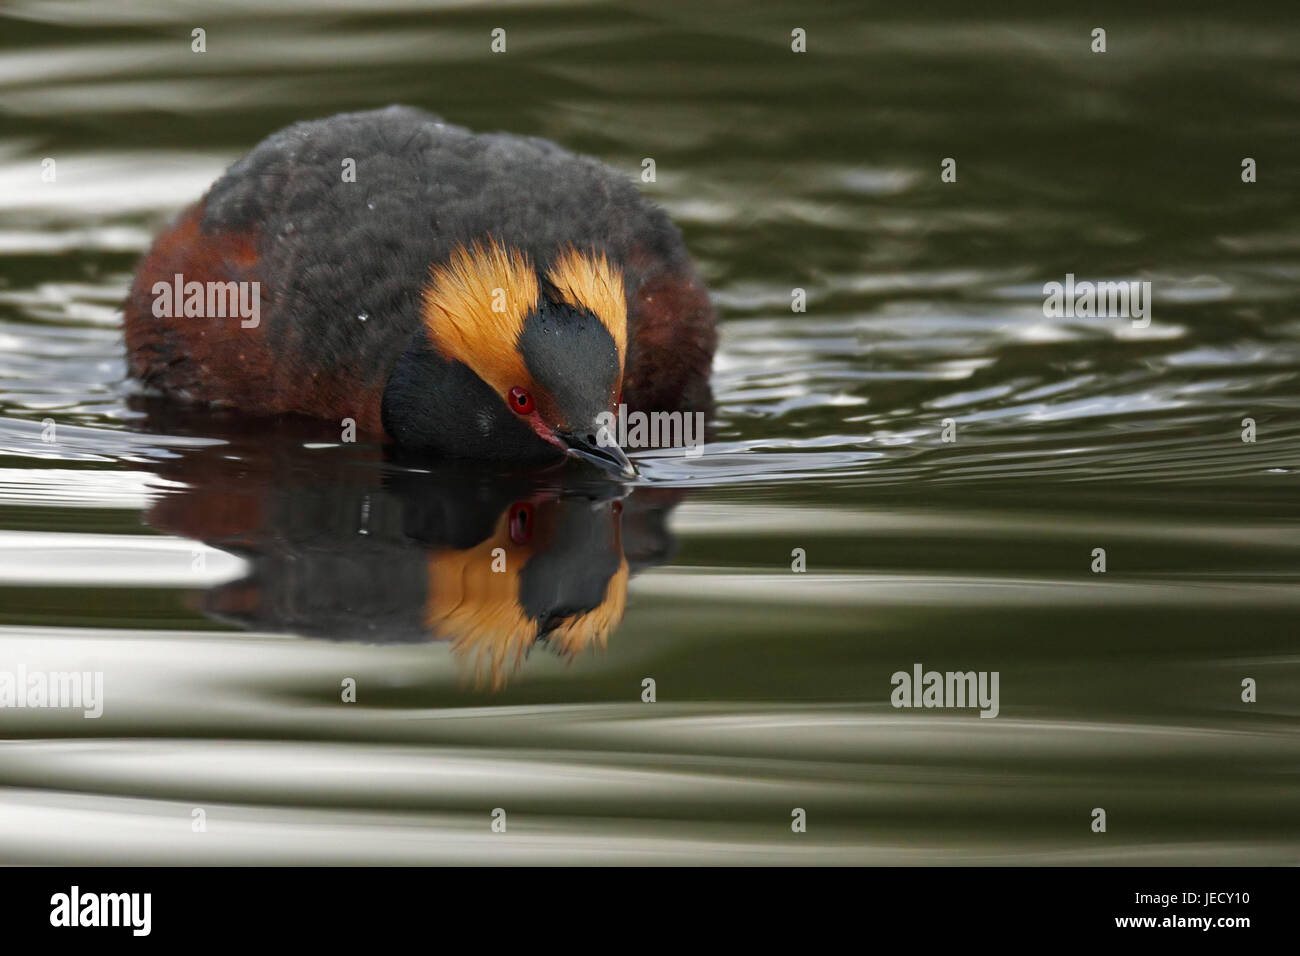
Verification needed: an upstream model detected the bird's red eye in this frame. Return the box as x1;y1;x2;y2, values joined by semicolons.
508;386;534;415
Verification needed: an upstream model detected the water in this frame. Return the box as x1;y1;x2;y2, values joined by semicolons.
1;1;1298;863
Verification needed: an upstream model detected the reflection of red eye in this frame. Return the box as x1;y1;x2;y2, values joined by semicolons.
509;502;534;544
508;386;534;415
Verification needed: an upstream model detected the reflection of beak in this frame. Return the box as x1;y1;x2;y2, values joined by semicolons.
558;430;636;478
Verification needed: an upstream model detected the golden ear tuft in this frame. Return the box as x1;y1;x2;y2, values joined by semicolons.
421;240;539;396
546;247;628;360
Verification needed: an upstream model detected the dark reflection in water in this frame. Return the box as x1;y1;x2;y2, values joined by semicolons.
133;403;680;686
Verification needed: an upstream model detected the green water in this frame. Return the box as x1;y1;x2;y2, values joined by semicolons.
0;1;1297;863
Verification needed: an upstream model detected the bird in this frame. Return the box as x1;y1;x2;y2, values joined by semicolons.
124;105;716;476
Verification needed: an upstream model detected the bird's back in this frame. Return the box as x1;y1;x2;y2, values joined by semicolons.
125;106;715;435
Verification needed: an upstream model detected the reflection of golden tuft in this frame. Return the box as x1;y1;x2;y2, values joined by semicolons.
548;558;628;656
423;511;627;689
423;539;536;691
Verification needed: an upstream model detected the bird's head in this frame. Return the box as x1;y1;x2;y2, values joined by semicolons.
382;240;633;476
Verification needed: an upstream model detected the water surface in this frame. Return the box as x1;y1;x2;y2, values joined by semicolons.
1;0;1298;863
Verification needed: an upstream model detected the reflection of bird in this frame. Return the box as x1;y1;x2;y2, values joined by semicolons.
140;431;681;688
124;106;716;474
421;496;629;688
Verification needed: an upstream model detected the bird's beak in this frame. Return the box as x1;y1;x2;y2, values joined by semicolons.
558;430;637;478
